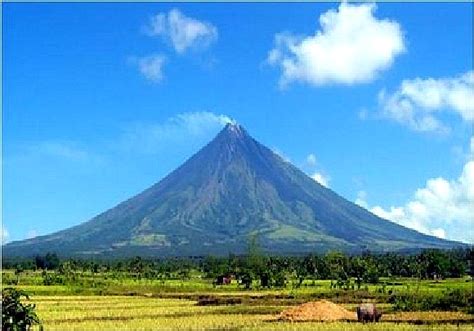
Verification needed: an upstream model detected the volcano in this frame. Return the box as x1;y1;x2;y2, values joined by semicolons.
4;123;462;257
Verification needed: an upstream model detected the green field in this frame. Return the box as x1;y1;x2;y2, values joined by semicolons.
4;270;473;330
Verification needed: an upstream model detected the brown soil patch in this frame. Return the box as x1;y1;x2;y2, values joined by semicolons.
278;300;356;322
196;295;242;306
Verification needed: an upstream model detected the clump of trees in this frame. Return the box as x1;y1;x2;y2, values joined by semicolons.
3;248;471;290
2;288;41;331
199;247;471;290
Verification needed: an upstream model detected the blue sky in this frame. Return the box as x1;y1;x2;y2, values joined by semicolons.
3;2;473;244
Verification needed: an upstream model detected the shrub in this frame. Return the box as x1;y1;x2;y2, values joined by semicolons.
2;287;41;331
389;288;472;312
42;270;65;285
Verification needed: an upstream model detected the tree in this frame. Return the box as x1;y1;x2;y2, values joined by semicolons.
242;234;266;288
290;257;310;288
419;250;450;279
267;257;287;288
58;261;78;284
34;256;45;270
202;256;227;279
44;253;60;270
350;256;366;289
364;260;380;284
2;288;41;331
247;234;265;275
239;271;253;289
360;253;380;284
446;249;467;278
325;251;349;289
128;256;144;280
14;265;24;286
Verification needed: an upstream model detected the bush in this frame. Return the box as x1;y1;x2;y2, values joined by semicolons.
42;270;65;285
389;288;472;312
2;287;41;331
437;288;473;312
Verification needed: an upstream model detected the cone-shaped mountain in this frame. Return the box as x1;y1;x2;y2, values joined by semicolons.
4;123;462;257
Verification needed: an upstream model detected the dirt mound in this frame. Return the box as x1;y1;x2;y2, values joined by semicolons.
279;300;356;322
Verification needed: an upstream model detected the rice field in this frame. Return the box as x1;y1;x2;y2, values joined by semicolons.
5;272;473;330
30;295;473;330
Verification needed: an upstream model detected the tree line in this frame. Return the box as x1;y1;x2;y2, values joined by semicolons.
3;247;472;289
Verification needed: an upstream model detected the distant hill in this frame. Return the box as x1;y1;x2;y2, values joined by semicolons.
3;123;464;257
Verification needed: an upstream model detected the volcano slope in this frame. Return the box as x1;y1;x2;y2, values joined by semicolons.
4;123;463;257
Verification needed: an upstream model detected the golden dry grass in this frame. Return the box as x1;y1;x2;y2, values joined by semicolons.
30;295;473;331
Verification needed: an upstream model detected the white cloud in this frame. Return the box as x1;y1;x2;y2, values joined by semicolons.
119;112;232;154
471;137;474;156
304;153;330;187
136;54;166;83
370;205;406;223
145;8;218;54
1;226;9;244
451;136;474;164
471;137;474;158
267;2;404;87
357;140;474;243
311;172;330;187
355;190;368;208
306;153;317;167
379;71;474;133
431;228;446;239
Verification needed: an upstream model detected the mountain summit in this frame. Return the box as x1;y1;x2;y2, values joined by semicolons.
4;123;461;257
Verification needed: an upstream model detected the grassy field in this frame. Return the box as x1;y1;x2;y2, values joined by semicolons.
29;295;473;330
5;269;472;296
3;270;472;330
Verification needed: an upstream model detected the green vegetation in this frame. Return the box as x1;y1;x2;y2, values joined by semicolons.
2;248;472;330
2;287;42;330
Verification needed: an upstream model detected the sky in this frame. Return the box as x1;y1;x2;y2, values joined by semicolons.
3;2;473;244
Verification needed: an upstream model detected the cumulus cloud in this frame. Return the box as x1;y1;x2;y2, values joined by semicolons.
267;2;405;87
356;140;474;243
304;153;329;187
379;71;474;133
431;228;446;239
311;172;330;187
471;137;474;157
355;190;368;208
144;8;218;54
133;54;167;83
119;112;232;154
